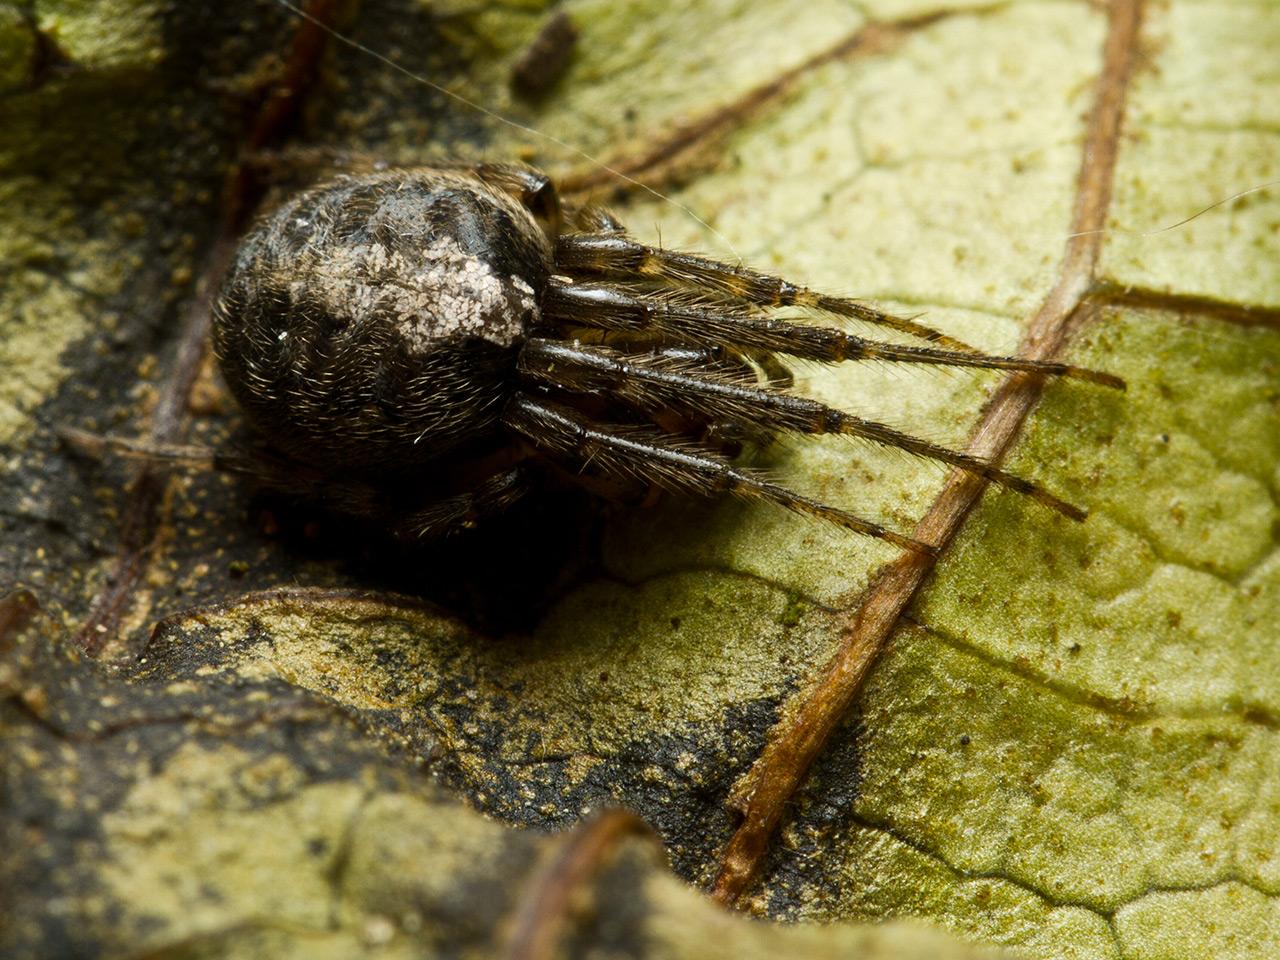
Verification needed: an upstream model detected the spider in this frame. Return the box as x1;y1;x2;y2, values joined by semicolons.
207;161;1123;556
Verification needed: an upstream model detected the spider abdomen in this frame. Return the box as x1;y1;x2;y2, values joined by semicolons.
213;170;553;474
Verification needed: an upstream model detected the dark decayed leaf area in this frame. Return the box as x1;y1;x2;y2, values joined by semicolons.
2;0;1278;958
0;590;999;958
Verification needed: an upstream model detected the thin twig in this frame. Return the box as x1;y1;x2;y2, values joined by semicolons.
503;811;661;960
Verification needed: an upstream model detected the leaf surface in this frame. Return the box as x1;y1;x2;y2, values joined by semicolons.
1;0;1277;957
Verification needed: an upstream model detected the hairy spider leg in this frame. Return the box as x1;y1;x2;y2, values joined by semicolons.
63;428;535;539
472;162;563;234
227;457;535;540
587;338;788;391
541;282;1124;388
571;205;627;234
554;233;979;353
502;394;935;555
58;428;222;467
391;467;533;538
519;339;1086;521
603;343;785;450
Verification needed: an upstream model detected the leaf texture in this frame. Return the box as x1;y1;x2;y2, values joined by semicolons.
0;0;1277;957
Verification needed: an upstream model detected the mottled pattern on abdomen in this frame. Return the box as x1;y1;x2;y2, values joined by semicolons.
213;170;553;475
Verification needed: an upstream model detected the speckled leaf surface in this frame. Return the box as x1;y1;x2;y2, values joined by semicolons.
1;1;1277;959
2;591;1002;959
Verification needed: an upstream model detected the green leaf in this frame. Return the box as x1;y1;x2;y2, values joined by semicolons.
1;0;1277;958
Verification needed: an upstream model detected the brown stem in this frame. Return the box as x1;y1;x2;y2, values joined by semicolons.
1096;284;1280;331
503;811;661;960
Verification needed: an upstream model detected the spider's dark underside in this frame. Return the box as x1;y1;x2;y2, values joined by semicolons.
212;163;1123;555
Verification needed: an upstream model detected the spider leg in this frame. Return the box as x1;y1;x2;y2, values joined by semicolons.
236;458;535;540
502;394;934;555
519;339;1086;520
233;454;535;540
389;467;533;539
60;428;532;539
471;162;563;233
756;351;794;389
569;204;625;233
542;281;1124;388
59;427;222;467
555;232;978;352
577;336;785;392
630;345;781;450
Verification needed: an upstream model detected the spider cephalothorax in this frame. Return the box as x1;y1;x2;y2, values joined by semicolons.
211;162;1122;554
